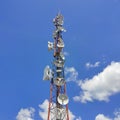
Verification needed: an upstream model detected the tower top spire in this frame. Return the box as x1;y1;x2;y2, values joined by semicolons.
53;13;64;26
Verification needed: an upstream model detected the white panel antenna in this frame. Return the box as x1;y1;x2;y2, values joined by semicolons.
43;65;52;80
48;41;54;51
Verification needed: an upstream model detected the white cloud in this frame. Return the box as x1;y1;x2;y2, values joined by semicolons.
65;67;78;82
39;99;81;120
68;110;76;120
76;116;82;120
73;62;120;103
16;107;35;120
114;109;120;120
95;114;112;120
86;61;100;69
39;99;48;120
95;109;120;120
64;51;69;56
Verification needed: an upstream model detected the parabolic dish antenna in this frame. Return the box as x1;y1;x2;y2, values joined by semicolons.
57;94;69;105
54;60;64;67
54;77;65;86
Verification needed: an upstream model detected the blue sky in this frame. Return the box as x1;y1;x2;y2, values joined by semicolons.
0;0;120;120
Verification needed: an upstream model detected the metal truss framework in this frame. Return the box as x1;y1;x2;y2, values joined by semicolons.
43;13;69;120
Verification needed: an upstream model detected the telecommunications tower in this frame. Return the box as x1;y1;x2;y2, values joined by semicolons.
43;13;69;120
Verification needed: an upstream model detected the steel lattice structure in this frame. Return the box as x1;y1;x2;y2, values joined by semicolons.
43;13;69;120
